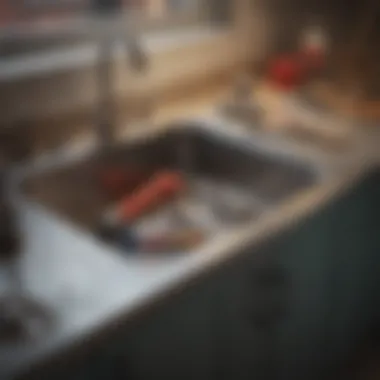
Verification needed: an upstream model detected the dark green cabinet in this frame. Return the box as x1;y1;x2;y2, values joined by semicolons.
213;238;293;380
124;276;216;380
213;253;273;380
327;171;380;367
277;169;380;379
275;208;336;380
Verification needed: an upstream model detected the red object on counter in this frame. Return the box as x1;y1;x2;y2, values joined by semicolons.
117;171;185;223
267;54;307;90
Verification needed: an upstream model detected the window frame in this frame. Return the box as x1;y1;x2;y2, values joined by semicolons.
0;0;215;36
0;0;234;81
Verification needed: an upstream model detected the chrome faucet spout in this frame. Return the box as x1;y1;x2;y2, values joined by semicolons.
93;16;149;149
126;36;149;73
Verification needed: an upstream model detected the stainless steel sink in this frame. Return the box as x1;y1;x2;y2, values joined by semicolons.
21;123;320;253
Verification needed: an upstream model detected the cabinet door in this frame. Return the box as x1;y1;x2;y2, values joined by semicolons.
328;170;380;366
275;200;338;380
214;238;291;380
24;337;129;380
123;276;216;380
214;203;337;380
213;256;262;380
367;169;380;324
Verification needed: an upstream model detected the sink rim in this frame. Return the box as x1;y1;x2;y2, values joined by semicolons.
16;117;328;181
14;118;327;259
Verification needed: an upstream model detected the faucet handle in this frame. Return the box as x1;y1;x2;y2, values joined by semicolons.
219;73;263;126
126;37;149;73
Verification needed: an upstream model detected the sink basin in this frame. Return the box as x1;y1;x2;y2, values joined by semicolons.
22;123;320;253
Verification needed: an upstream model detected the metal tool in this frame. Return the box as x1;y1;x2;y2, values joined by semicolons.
219;73;264;128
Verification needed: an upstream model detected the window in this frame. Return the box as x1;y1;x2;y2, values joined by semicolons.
133;0;209;32
0;0;205;27
142;0;201;18
0;0;230;62
123;0;205;31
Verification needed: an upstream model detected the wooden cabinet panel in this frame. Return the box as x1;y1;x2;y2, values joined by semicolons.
327;170;380;367
123;276;217;380
275;206;336;380
274;171;380;379
212;237;291;380
213;257;263;380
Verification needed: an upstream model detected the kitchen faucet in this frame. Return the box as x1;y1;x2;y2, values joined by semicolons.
1;0;149;149
89;0;149;147
95;16;149;148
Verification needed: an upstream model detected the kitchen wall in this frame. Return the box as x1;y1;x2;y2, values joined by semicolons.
1;0;270;125
2;0;372;127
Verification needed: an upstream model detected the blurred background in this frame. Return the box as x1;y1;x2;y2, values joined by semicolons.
2;1;380;380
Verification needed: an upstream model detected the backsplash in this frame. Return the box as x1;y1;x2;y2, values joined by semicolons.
2;0;376;126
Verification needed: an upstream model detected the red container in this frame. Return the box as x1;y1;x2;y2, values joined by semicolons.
267;54;307;90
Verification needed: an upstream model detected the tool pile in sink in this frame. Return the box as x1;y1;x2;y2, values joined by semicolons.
94;165;259;256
